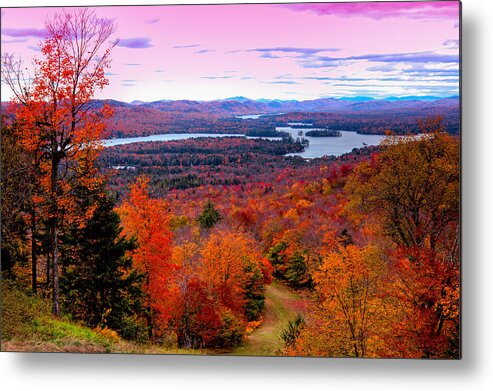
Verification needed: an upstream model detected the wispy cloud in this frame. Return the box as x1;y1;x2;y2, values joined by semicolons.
303;76;369;81
117;37;153;49
260;53;281;59
266;81;300;85
201;76;232;80
301;50;459;68
121;79;137;87
145;18;160;24
367;64;397;72
173;44;202;49
1;37;29;44
27;45;41;52
279;2;459;20
2;27;47;38
443;39;459;48
195;49;216;54
124;63;141;66
250;47;340;55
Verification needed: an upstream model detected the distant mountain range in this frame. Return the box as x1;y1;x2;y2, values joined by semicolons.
1;95;460;138
95;95;459;116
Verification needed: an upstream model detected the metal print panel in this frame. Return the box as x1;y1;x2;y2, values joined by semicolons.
0;1;461;358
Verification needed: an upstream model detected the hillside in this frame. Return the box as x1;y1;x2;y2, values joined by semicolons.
1;281;201;354
100;96;459;138
2;96;460;138
97;95;459;116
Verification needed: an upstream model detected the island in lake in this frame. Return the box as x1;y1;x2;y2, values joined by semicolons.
305;129;342;137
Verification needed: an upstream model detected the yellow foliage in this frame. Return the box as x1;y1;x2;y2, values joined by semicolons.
94;326;121;343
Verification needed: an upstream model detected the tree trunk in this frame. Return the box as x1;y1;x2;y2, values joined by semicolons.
147;311;154;342
50;157;60;317
51;223;60;316
46;252;51;290
31;207;37;294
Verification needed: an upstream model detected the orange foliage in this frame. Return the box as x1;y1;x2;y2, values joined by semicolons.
117;176;175;330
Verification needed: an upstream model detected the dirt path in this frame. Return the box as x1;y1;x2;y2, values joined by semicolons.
232;280;307;356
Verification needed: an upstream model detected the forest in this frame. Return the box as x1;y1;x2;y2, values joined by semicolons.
1;9;460;358
101;136;310;198
100;102;459;138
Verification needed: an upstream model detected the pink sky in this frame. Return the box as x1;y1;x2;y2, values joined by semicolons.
1;2;460;102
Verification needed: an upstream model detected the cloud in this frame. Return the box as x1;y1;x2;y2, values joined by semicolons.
125;63;141;66
195;49;216;54
367;64;397;72
402;68;459;77
260;53;281;59
117;37;153;49
345;51;459;63
173;44;202;49
301;50;459;68
155;69;165;73
200;76;232;80
1;38;29;44
121;80;136;87
2;27;47;38
266;81;300;85
443;39;459;48
145;18;160;24
27;45;41;52
333;83;458;92
279;2;459;20
250;47;340;55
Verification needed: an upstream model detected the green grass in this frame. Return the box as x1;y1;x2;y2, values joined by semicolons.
232;280;307;356
1;279;308;355
0;281;204;354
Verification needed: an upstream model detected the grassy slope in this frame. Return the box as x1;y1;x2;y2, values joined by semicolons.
1;280;307;355
232;280;307;356
0;282;200;354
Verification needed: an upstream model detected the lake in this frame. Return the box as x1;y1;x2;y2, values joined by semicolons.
103;133;245;147
103;128;387;158
276;127;385;159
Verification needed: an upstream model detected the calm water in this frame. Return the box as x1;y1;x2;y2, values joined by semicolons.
103;133;244;147
103;128;386;158
235;114;264;119
277;127;386;158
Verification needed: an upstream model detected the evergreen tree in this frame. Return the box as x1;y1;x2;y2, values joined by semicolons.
197;200;222;229
244;261;266;321
61;190;146;340
285;251;310;288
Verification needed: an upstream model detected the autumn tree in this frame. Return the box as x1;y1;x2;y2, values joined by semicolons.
344;118;460;358
117;176;175;340
170;241;221;348
0;119;32;279
292;244;388;358
345;118;459;251
1;9;117;316
198;230;270;347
